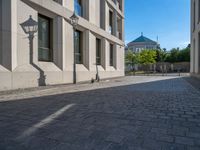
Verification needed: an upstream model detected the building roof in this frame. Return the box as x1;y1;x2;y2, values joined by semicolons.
128;34;157;45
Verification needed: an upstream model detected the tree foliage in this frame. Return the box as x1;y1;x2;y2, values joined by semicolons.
125;45;190;65
178;47;190;62
138;49;157;65
155;49;167;62
125;50;138;65
165;45;190;63
125;50;139;71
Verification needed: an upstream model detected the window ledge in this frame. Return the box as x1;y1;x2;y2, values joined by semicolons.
108;66;116;71
37;62;62;72
13;64;39;72
76;64;89;71
96;65;105;71
0;65;10;72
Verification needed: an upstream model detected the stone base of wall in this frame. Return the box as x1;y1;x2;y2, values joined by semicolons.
0;69;124;91
190;73;200;79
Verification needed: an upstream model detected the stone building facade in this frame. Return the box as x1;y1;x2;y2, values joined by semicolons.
127;34;159;53
191;0;200;77
0;0;125;91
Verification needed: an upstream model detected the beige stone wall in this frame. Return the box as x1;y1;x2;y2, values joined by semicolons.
191;0;200;75
0;0;125;91
0;0;2;65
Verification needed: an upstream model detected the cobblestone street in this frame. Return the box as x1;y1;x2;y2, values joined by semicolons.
0;76;200;150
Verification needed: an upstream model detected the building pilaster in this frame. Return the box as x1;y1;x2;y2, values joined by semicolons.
102;38;109;70
1;0;17;71
113;10;118;37
53;16;65;70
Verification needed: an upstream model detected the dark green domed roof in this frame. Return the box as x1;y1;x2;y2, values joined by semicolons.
129;35;157;44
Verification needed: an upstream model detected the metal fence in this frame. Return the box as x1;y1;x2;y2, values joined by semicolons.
125;62;190;76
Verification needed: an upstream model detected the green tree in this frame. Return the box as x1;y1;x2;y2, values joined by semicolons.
138;49;157;65
178;47;190;62
165;46;190;63
125;50;139;71
166;48;180;63
155;49;167;62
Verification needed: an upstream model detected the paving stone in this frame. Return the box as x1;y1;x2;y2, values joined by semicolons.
175;136;195;146
187;146;200;150
142;139;163;149
187;132;200;138
106;134;125;143
161;142;187;150
194;138;200;146
105;143;129;150
156;134;174;143
151;128;168;134
168;128;186;136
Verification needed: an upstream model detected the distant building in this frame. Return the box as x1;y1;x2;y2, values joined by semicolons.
127;33;160;53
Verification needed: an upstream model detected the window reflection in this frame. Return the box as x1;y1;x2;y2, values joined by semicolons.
74;0;82;16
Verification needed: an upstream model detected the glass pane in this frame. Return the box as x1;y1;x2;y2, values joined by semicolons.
38;17;49;48
75;54;82;64
110;44;114;66
109;11;113;34
38;15;51;61
38;48;50;61
74;30;82;64
96;38;101;65
74;0;82;16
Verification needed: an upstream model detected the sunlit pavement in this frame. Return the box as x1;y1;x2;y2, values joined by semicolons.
0;76;200;150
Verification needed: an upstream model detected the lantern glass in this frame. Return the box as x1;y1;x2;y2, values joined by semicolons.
28;26;31;33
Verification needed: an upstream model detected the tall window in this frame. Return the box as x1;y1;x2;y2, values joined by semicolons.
198;33;200;71
193;39;196;72
117;0;122;11
38;14;52;62
74;0;82;16
96;38;101;65
110;43;114;66
109;10;113;34
74;30;82;64
117;17;122;39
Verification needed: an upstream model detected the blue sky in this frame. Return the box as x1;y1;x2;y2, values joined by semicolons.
125;0;190;50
